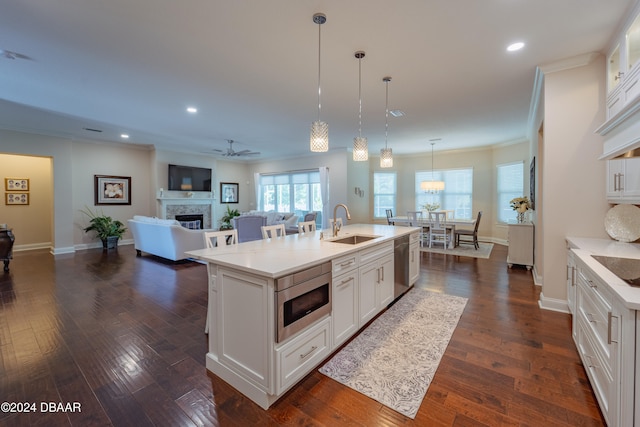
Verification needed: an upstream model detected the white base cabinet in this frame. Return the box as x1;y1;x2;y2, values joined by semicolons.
507;223;534;270
571;252;637;427
409;232;420;285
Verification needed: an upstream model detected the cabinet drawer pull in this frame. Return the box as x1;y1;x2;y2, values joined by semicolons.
585;354;598;369
586;313;596;323
339;278;352;286
300;345;318;360
587;279;597;289
340;260;354;267
607;312;619;344
380;266;384;281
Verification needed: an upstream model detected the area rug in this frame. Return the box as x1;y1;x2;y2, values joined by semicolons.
420;242;493;259
318;288;467;419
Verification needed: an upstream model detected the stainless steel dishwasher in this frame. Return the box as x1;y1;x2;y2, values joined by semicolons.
393;235;411;298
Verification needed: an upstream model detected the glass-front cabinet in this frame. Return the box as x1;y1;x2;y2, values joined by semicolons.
608;44;621;92
604;5;640;120
626;13;640;72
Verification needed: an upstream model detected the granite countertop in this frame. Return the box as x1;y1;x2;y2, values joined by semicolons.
187;224;417;278
566;237;640;309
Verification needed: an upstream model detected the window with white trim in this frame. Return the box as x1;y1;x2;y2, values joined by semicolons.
258;170;322;221
497;161;524;223
373;172;396;218
415;168;473;219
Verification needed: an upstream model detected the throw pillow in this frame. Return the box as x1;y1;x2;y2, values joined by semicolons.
180;220;201;230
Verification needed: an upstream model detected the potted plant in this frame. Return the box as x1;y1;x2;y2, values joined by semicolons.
220;205;240;230
81;207;127;250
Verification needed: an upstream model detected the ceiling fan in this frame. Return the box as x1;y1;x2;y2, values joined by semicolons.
213;140;260;157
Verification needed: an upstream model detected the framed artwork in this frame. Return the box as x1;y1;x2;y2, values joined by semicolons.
6;192;29;205
5;178;29;191
94;175;131;205
220;182;239;203
529;157;536;211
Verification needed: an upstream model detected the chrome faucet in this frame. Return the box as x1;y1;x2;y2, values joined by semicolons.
332;203;352;237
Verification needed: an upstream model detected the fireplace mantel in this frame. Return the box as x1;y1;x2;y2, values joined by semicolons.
157;197;217;229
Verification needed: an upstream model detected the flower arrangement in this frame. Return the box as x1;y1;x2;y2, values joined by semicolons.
510;196;530;213
422;202;440;211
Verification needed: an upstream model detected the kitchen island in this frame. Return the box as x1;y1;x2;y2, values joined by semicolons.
565;237;640;426
186;224;420;409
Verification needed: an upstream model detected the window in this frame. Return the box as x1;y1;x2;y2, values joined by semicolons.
497;161;524;223
415;168;473;219
373;172;396;218
259;170;323;223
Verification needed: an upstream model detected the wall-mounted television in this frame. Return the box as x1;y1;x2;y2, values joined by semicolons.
168;164;212;192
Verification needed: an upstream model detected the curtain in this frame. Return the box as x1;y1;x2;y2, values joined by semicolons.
319;166;329;229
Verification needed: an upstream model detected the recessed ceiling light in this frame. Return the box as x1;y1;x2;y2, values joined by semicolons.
390;110;405;117
186;106;198;114
120;134;130;139
507;42;525;52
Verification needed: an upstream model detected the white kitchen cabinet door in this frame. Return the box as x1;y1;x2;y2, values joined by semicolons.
332;270;358;347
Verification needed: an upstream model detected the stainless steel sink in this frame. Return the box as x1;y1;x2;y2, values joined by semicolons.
329;235;380;245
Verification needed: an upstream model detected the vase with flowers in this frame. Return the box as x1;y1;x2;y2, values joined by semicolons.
509;196;530;223
422;202;440;212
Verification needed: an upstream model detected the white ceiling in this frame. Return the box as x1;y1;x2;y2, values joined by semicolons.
0;0;635;160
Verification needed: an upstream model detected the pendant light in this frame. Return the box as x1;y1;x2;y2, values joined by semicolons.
380;76;393;168
310;13;328;152
420;141;445;193
353;51;368;161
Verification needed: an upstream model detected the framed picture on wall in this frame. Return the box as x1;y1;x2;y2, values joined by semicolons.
529;157;536;211
220;182;239;203
95;175;131;205
5;178;29;191
5;192;29;205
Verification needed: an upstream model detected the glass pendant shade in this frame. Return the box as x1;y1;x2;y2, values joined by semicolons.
353;136;368;161
380;147;393;168
310;120;329;152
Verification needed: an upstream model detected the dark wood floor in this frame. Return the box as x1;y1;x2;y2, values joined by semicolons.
0;243;605;426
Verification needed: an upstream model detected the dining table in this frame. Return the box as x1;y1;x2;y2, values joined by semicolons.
389;214;476;249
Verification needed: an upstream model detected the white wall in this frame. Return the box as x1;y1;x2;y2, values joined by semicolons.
540;55;610;310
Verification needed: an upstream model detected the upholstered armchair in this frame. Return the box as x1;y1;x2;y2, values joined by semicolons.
232;215;267;243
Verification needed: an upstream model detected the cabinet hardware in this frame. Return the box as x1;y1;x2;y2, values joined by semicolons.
586;313;596;323
376;267;381;283
585;354;598;369
339;278;352;286
340;260;354;267
380;266;384;281
607;312;619;344
587;279;597;289
299;345;318;360
614;71;624;81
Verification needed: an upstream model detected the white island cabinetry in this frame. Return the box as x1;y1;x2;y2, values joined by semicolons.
187;224;420;410
565;237;640;427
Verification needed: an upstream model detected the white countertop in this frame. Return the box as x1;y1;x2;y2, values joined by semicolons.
187;224;418;278
566;237;640;310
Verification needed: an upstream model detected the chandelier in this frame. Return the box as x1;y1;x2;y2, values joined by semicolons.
420;141;445;193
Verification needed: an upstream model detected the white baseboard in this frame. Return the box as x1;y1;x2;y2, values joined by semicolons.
538;292;569;314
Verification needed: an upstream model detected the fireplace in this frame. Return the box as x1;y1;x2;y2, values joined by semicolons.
174;214;204;229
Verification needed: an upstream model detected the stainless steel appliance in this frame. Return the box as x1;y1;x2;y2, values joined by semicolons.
592;255;640;287
275;261;332;343
394;235;411;298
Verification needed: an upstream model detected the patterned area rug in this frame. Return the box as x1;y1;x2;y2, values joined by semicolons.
420;242;493;259
319;288;467;419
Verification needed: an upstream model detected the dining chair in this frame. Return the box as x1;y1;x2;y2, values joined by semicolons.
203;229;238;334
385;209;395;225
204;229;238;248
407;210;428;246
455;211;482;250
261;224;286;239
297;220;316;233
428;211;450;249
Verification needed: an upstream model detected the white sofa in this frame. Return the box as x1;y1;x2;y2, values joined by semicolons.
128;215;212;261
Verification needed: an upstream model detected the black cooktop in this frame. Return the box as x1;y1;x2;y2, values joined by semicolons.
591;255;640;287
